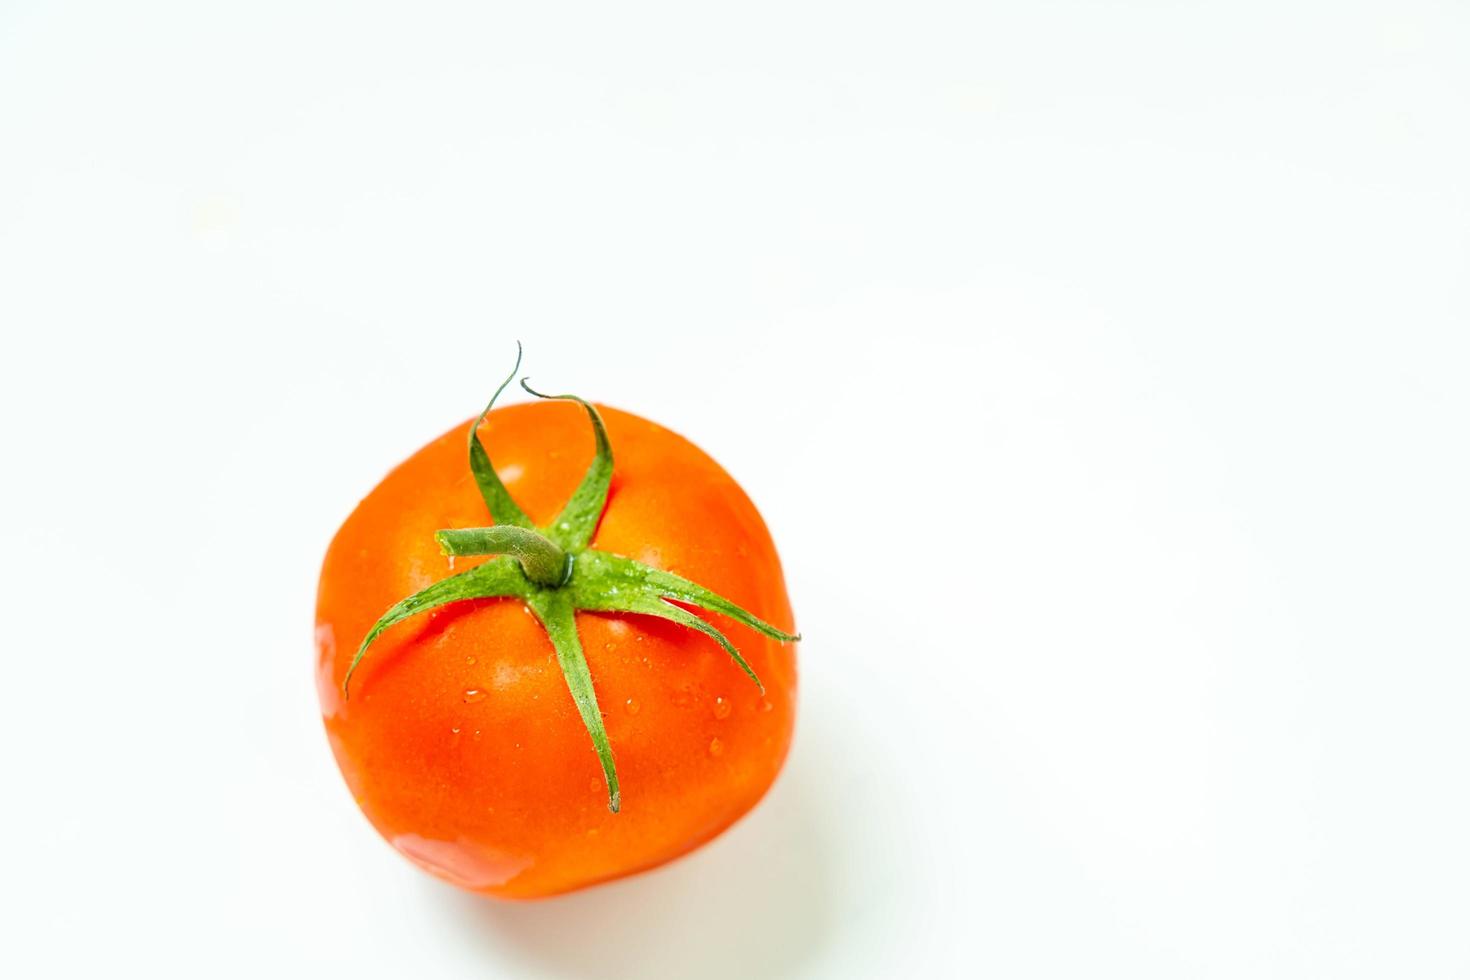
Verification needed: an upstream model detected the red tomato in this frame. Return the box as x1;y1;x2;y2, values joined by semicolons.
316;382;798;899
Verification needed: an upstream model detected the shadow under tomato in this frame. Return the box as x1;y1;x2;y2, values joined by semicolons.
431;763;835;980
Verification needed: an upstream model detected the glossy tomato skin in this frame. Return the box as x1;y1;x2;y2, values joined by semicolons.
315;402;797;899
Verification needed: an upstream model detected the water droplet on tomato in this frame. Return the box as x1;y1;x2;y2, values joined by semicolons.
625;697;641;715
760;699;774;713
447;555;457;570
712;697;732;720
463;689;487;704
708;737;725;757
466;655;477;665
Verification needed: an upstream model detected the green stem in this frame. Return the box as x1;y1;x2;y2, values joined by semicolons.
346;345;800;811
467;341;535;530
343;556;528;699
518;380;613;552
435;526;571;587
530;590;621;813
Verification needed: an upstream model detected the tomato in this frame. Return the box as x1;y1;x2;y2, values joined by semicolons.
315;371;798;899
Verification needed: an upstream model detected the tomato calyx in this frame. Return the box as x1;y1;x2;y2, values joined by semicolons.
340;345;799;813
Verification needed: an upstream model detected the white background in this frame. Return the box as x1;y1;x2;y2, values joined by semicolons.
2;1;1468;976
